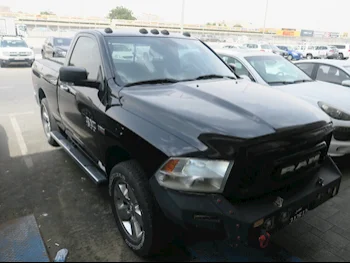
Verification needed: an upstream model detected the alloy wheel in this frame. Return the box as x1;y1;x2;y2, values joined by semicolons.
114;181;144;242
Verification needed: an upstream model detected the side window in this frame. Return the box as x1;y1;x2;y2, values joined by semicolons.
316;65;350;85
296;63;315;77
69;36;101;81
221;55;254;81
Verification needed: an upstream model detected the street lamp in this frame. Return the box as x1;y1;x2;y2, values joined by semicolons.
180;0;185;34
262;0;269;36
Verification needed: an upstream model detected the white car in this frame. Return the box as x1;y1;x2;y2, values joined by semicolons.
332;44;350;60
215;49;350;157
242;43;274;53
0;36;35;67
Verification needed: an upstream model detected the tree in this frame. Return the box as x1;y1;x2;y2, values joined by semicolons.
108;6;136;20
40;11;55;15
233;24;243;28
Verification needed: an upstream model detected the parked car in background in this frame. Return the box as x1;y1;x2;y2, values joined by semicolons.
41;37;72;58
242;43;273;52
270;45;289;58
316;46;339;59
295;59;350;88
296;45;318;60
276;45;303;61
215;49;350;157
0;36;35;67
222;44;248;50
332;44;350;60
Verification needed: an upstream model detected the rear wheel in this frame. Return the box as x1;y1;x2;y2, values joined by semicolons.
110;160;169;257
287;55;293;61
339;53;344;60
40;98;59;147
306;54;313;59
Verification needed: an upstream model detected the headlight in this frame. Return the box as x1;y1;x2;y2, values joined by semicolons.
155;158;232;193
318;101;350;121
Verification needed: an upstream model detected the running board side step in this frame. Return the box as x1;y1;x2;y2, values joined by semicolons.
50;131;107;185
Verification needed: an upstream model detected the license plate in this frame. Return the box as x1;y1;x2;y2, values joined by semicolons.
14;57;23;60
290;207;308;223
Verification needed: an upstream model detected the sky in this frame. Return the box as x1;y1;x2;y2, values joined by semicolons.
2;0;349;32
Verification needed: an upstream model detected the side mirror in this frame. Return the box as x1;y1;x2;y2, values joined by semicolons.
240;75;252;81
59;66;87;84
228;63;236;72
342;80;350;87
29;46;34;50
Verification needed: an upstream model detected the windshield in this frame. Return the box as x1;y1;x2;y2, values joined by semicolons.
245;55;312;85
106;36;236;86
54;38;72;46
0;39;28;48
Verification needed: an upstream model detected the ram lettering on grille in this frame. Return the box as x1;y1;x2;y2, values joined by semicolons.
280;154;320;176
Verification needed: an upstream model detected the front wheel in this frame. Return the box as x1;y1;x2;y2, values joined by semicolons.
306;54;313;60
339;53;344;60
287;55;293;61
110;160;168;257
40;98;59;146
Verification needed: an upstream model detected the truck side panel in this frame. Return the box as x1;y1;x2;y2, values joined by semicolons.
32;59;62;121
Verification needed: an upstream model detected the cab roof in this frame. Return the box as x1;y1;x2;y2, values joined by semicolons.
80;28;195;40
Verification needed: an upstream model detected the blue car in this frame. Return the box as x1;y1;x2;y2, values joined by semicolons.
276;45;303;60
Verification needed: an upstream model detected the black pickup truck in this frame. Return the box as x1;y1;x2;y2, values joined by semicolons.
32;28;342;257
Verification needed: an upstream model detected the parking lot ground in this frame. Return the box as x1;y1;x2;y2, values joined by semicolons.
1;66;350;262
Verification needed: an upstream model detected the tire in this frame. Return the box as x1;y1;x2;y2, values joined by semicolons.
287;55;293;61
40;98;59;147
41;50;45;59
109;160;168;258
339;53;344;60
306;54;313;60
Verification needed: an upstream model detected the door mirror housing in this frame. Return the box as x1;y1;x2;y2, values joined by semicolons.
228;63;236;72
342;80;350;87
59;66;88;84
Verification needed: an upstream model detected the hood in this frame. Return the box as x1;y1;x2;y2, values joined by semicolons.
273;80;350;113
54;46;70;52
120;79;331;149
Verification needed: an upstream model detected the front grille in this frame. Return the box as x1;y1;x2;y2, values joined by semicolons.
333;127;350;141
224;123;333;201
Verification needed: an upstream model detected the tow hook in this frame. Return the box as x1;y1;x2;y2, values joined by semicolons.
259;230;271;249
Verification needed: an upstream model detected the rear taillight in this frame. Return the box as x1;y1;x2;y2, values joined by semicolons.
261;50;265;52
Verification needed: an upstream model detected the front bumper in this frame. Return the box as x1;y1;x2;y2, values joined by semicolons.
150;156;341;247
1;57;35;65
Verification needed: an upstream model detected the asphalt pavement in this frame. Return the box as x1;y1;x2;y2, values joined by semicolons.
1;56;350;262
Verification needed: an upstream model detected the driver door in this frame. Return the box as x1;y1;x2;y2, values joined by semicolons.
58;35;104;163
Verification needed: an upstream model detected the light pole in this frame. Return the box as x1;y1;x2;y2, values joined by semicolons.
180;0;185;34
262;0;269;36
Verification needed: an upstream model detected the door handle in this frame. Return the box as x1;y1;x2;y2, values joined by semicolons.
60;85;70;92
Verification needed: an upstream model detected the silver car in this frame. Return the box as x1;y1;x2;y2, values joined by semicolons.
295;59;350;88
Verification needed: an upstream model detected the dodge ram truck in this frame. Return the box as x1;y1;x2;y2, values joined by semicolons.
31;28;342;257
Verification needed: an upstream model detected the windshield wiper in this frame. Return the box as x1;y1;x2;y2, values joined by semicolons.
292;79;313;83
188;74;236;81
267;81;295;85
268;79;313;85
124;78;179;87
